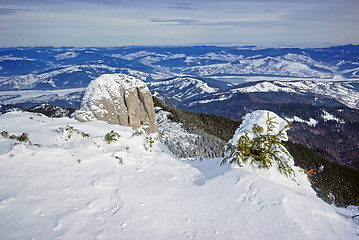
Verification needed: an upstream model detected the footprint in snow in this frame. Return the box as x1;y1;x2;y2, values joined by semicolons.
0;197;15;208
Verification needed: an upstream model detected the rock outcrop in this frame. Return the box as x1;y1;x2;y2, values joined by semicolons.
73;74;158;133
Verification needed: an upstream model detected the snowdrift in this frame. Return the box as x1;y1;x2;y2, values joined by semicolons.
0;110;358;239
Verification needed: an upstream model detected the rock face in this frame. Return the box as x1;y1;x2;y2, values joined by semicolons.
74;74;158;133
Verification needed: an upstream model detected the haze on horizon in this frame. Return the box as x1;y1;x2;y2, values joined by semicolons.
0;0;358;47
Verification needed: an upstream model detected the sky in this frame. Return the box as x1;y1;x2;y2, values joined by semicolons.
0;0;358;47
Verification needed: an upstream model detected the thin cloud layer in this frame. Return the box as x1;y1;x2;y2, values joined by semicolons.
0;0;358;46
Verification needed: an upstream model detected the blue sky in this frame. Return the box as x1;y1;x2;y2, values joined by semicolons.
0;0;358;47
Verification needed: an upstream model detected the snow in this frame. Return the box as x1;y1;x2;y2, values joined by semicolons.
0;66;83;90
322;110;344;123
0;64;120;90
55;52;80;60
0;110;358;239
201;52;244;62
149;77;217;93
166;53;186;60
227;110;296;178
232;111;289;142
121;51;158;61
223;80;359;110
155;108;202;155
110;53;122;58
148;76;219;101
0;55;36;62
73;73;151;122
81;74;149;103
0;88;86;105
185;56;333;78
285;116;318;127
190;93;232;106
233;81;296;93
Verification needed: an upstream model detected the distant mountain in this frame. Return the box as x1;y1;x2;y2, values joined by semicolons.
1;46;359;170
148;77;359;170
146;76;359;111
148;76;230;105
1;45;359;90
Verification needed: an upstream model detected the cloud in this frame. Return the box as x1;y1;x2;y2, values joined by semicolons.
206;20;284;29
150;18;201;25
0;7;27;15
149;17;284;29
0;0;358;46
167;2;199;11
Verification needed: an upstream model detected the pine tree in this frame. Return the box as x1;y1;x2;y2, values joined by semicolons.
221;112;295;177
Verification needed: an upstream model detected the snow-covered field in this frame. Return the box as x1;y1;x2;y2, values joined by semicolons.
0;88;86;106
0;111;358;239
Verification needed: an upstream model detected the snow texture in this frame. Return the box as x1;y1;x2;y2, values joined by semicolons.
0;110;358;239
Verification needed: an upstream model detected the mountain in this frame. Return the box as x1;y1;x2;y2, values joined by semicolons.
128;74;359;166
1;46;359;169
147;77;359;110
1;45;359;91
0;110;358;239
148;76;230;105
145;76;359;170
151;98;359;206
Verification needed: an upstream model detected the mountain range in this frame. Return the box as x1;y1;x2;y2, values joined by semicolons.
1;45;359;170
1;45;359;90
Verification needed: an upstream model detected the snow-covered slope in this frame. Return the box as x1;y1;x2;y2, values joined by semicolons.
183;55;333;78
184;80;359;110
0;64;120;90
230;80;359;109
0;88;85;109
148;76;226;102
0;110;358;239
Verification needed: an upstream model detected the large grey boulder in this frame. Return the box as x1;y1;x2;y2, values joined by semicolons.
73;74;158;133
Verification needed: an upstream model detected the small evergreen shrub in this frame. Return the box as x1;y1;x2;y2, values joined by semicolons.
1;131;9;138
57;125;90;141
132;128;144;136
81;132;90;138
221;113;295;177
144;136;155;151
1;131;31;144
104;131;121;144
17;133;30;142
